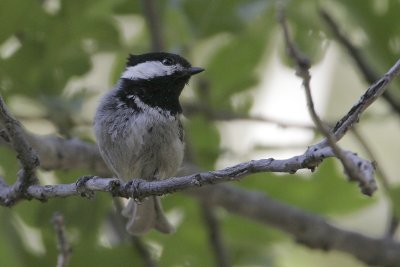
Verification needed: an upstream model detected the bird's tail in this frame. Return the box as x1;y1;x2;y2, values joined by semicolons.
122;196;175;235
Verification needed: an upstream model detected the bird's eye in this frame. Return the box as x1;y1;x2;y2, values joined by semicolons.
162;58;174;66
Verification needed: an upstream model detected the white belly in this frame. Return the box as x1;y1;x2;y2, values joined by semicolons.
95;104;184;181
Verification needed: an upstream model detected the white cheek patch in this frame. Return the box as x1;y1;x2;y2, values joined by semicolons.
121;61;183;80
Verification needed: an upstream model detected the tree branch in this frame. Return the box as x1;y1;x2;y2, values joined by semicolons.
2;168;400;266
183;103;315;130
330;58;400;141
191;184;400;266
0;7;399;265
111;200;158;267
1;48;400;201
320;9;400;116
0;110;399;266
201;202;231;267
26;134;110;176
0;96;39;172
277;5;377;195
0;96;39;205
141;0;164;52
52;212;72;267
0;146;353;205
350;127;399;238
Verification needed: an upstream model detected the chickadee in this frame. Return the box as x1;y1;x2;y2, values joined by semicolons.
94;52;204;235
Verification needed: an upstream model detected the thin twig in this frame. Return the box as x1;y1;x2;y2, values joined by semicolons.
0;96;39;172
201;202;231;267
331;58;400;141
52;212;72;267
350;128;390;189
277;5;377;195
0;96;39;204
112;200;158;267
320;9;400;115
183;103;315;130
130;237;157;267
350;127;399;237
386;215;399;239
141;0;164;51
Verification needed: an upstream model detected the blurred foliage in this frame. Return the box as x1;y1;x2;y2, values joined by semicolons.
334;0;400;74
0;0;399;266
186;115;221;169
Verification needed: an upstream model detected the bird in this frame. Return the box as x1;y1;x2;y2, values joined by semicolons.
94;52;204;235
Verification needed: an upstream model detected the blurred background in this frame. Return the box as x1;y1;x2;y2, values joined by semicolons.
0;0;400;266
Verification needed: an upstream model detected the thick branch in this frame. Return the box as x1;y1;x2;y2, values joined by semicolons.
192;184;400;266
3;173;400;267
26;134;109;176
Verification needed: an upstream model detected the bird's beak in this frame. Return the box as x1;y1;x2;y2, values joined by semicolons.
187;67;204;76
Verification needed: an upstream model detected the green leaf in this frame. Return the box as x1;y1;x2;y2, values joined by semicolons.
334;0;400;72
0;0;46;43
0;0;121;98
113;0;142;15
281;0;327;64
205;9;273;109
181;0;247;38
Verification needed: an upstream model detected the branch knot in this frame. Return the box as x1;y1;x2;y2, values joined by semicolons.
75;176;95;199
